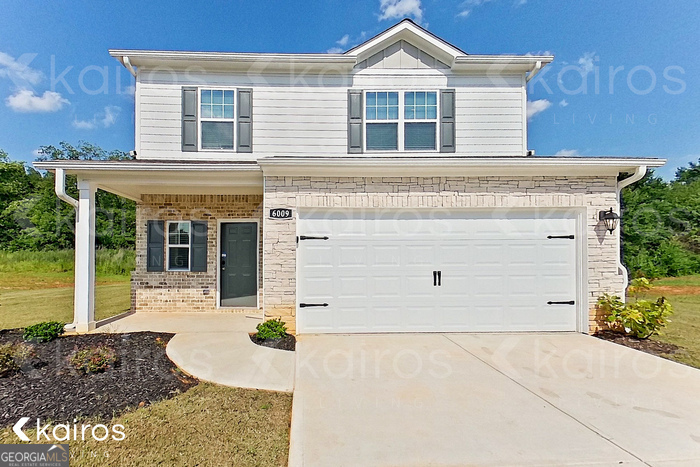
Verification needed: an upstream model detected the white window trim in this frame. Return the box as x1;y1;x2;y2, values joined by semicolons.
363;90;440;153
166;220;191;272
198;87;236;152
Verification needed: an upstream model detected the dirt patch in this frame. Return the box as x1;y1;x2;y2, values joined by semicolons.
594;330;682;358
648;285;700;295
0;330;196;428
249;333;296;352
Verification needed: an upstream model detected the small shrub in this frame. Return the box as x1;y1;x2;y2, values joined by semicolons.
70;346;118;374
0;343;36;377
597;278;673;339
23;321;65;343
255;318;287;340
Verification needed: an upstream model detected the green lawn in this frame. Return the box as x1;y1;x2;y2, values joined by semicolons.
0;282;131;329
0;383;292;467
0;249;133;330
646;291;700;369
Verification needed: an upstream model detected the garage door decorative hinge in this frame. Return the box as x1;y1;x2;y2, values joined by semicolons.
297;235;329;241
547;235;575;239
299;303;329;308
547;300;575;305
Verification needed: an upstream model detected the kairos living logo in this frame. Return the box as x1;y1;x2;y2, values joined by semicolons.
13;417;126;443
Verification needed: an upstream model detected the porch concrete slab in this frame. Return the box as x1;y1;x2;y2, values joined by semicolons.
94;312;294;393
94;311;263;334
446;333;700;465
290;334;653;467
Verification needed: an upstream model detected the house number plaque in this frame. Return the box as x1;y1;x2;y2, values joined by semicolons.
269;208;293;219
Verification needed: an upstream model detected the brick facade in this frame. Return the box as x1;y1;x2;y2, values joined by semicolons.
132;194;264;313
263;176;623;334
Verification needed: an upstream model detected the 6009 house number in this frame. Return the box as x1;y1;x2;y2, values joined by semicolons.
269;208;292;219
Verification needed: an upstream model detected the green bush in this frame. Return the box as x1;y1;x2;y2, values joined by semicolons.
23;321;65;343
70;345;118;374
255;318;287;340
0;342;35;377
597;278;673;339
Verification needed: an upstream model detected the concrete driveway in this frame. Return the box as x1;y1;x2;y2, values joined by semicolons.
289;333;700;467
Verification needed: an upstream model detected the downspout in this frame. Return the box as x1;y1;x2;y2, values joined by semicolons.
122;56;137;78
54;168;79;330
526;61;543;83
616;165;647;294
55;168;79;210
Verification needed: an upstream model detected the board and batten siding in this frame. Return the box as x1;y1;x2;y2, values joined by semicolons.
135;69;526;160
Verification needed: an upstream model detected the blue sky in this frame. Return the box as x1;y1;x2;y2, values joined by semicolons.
0;0;698;179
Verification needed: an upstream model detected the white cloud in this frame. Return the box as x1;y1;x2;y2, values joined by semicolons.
326;47;344;54
72;105;121;130
525;50;554;57
578;52;597;73
122;85;135;97
379;0;423;23
6;89;69;113
457;9;471;18
526;99;552;120
337;34;350;47
0;52;43;86
559;99;568;107
515;0;527;5
555;149;579;156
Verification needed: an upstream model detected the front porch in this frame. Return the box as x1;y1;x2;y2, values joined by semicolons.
33;160;265;333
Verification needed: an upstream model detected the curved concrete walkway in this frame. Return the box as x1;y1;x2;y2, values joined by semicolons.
95;312;295;393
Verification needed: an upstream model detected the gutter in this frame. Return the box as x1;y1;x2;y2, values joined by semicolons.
526;60;543;83
616;165;648;294
54;168;79;332
54;168;79;210
122;56;137;78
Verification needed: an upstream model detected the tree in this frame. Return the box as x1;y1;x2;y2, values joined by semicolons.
0;143;135;251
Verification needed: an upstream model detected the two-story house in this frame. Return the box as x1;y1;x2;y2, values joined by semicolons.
36;20;664;334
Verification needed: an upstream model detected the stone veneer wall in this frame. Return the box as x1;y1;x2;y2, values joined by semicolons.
132;194;264;313
263;176;623;334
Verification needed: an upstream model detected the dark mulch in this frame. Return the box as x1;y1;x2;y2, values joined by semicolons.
0;330;197;428
594;330;682;358
249;333;296;351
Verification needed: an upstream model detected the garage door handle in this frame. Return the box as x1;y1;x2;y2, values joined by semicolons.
547;235;575;239
437;271;442;286
433;271;437;286
547;300;575;305
300;303;329;308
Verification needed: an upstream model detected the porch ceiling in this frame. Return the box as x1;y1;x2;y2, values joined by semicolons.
32;160;263;201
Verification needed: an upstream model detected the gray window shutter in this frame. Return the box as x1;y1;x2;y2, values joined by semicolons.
348;90;363;153
237;89;253;153
440;89;456;153
147;220;165;272
182;87;198;152
190;221;208;272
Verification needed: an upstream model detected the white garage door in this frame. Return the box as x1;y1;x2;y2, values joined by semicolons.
297;210;579;334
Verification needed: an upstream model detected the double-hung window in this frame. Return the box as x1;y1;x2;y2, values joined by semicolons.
364;91;438;152
167;221;191;271
200;89;235;150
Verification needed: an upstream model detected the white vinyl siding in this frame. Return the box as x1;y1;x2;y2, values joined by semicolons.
135;69;525;159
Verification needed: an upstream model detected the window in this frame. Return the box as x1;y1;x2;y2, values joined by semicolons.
364;91;438;152
200;89;234;150
167;221;190;271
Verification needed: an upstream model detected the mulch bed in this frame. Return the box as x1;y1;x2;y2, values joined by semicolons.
249;333;296;351
594;330;682;358
0;330;197;428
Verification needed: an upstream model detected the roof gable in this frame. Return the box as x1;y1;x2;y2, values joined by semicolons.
346;19;466;67
355;39;450;70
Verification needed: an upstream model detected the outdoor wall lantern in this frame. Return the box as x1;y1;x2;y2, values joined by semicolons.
599;208;620;234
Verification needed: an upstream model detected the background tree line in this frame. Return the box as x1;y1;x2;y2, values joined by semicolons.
1;142;700;278
0;142;135;251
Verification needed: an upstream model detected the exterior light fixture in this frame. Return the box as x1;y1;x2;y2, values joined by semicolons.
599;208;620;234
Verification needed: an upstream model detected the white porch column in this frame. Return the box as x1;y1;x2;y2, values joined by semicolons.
74;178;96;332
